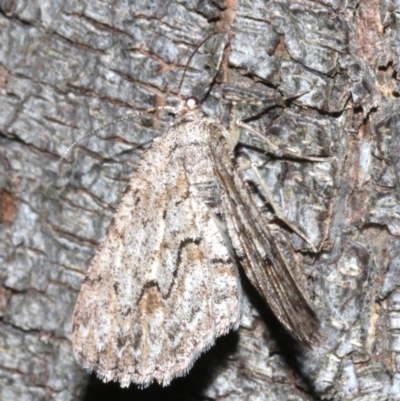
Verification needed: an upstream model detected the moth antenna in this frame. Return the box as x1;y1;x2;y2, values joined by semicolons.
59;106;177;165
177;32;225;100
61;33;227;167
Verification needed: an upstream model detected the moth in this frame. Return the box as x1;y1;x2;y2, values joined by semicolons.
72;37;320;388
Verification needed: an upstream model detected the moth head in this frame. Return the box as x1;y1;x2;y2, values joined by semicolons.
185;96;200;110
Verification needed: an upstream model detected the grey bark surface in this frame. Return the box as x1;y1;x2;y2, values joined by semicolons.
0;0;398;400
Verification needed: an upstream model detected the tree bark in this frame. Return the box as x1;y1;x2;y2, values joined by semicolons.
0;0;398;400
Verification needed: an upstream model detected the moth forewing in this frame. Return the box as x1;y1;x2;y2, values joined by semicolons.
72;107;243;387
208;122;320;345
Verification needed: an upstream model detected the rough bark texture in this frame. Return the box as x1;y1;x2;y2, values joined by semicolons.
0;0;399;400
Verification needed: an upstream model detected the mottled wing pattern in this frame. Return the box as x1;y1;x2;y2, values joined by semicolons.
72;122;241;387
209;123;320;345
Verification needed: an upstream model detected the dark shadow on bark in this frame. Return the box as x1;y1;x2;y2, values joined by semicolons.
238;267;317;395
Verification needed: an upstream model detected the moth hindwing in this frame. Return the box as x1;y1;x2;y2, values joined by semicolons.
72;36;320;389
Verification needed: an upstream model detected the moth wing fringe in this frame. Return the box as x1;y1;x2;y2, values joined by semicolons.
76;318;239;388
